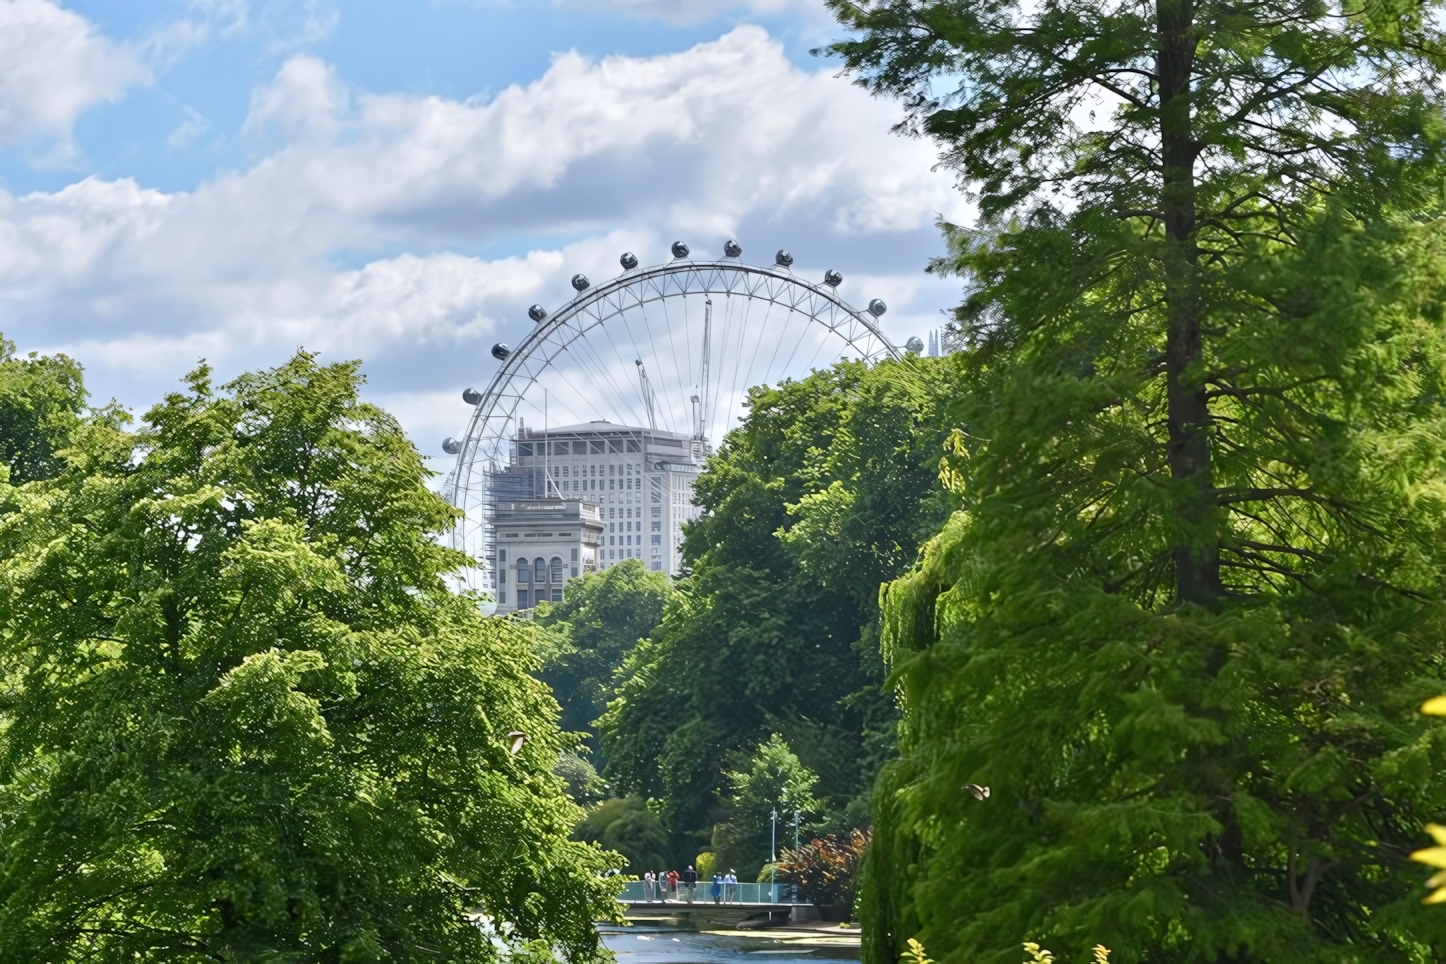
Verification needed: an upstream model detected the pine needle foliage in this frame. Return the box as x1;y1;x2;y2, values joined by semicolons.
827;0;1446;959
868;217;1446;961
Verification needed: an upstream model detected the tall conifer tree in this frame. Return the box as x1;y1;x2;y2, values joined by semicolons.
828;0;1446;960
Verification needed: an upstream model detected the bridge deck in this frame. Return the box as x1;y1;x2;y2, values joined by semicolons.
615;882;795;907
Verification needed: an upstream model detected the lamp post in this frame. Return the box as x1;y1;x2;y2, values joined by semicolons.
770;807;778;896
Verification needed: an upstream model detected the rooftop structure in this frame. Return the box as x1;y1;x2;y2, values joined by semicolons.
490;420;703;614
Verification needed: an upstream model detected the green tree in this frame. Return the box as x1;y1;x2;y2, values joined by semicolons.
574;797;674;874
0;336;87;484
598;357;955;836
533;558;674;759
555;750;608;805
829;0;1446;606
828;1;1446;953
712;735;821;882
0;353;619;961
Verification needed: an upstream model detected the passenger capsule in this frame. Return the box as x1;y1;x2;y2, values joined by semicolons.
571;274;590;292
528;304;547;322
905;337;925;355
671;241;690;259
442;437;462;455
462;387;483;405
492;343;512;361
823;269;843;287
620;252;639;270
775;250;794;267
868;298;887;317
724;240;743;258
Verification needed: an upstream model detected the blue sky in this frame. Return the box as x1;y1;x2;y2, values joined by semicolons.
0;0;968;462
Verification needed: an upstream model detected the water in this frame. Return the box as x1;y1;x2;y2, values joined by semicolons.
600;923;861;964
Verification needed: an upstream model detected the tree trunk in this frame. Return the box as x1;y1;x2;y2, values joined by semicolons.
1156;0;1220;607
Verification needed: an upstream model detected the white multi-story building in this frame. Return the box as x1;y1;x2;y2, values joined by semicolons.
490;420;703;614
493;500;603;613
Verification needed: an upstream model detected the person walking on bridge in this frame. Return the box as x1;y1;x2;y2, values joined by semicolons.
665;868;679;901
642;870;655;902
711;872;722;903
682;864;698;902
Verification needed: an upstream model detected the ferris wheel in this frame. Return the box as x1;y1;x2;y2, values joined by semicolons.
440;240;902;603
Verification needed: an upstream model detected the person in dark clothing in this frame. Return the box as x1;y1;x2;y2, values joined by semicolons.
682;865;698;902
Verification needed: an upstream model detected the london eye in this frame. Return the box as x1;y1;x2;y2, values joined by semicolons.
440;240;902;612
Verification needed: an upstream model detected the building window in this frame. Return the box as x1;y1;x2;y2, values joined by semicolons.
499;549;507;562
499;569;507;584
571;547;578;561
552;589;563;602
517;558;530;583
517;589;529;608
499;590;507;603
651;535;661;545
651;562;662;571
534;558;546;583
550;556;563;583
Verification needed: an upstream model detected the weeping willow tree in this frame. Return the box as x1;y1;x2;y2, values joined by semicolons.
826;0;1446;958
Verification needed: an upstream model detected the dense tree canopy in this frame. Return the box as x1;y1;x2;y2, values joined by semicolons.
0;351;618;961
534;558;675;762
828;0;1446;960
598;356;957;842
711;735;821;882
0;337;88;484
829;0;1446;605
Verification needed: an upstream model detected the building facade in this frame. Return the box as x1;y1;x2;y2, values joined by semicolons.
490;420;703;614
493;500;603;613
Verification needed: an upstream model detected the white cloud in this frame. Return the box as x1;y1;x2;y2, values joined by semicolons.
167;105;211;151
0;25;964;451
481;0;825;27
0;0;151;158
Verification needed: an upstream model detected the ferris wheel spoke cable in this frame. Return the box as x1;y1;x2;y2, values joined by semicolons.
569;322;638;427
445;246;901;595
594;305;653;424
661;286;690;420
554;318;642;426
712;292;753;445
731;297;762;433
609;289;656;421
632;288;679;436
759;299;795;393
775;302;822;387
577;311;649;426
738;292;774;415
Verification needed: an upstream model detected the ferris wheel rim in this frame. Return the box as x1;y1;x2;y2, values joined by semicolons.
441;256;901;583
445;257;900;504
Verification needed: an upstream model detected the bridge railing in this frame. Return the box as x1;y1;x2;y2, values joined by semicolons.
617;880;795;904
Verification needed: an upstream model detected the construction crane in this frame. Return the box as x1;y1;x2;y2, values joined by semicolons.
635;359;657;430
692;299;712;457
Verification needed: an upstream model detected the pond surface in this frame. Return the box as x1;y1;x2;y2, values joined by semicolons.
599;923;861;964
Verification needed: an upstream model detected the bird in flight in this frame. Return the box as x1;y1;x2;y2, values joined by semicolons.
963;784;990;801
507;731;529;755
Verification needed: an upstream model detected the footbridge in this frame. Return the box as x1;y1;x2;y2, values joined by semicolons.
616;881;810;919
